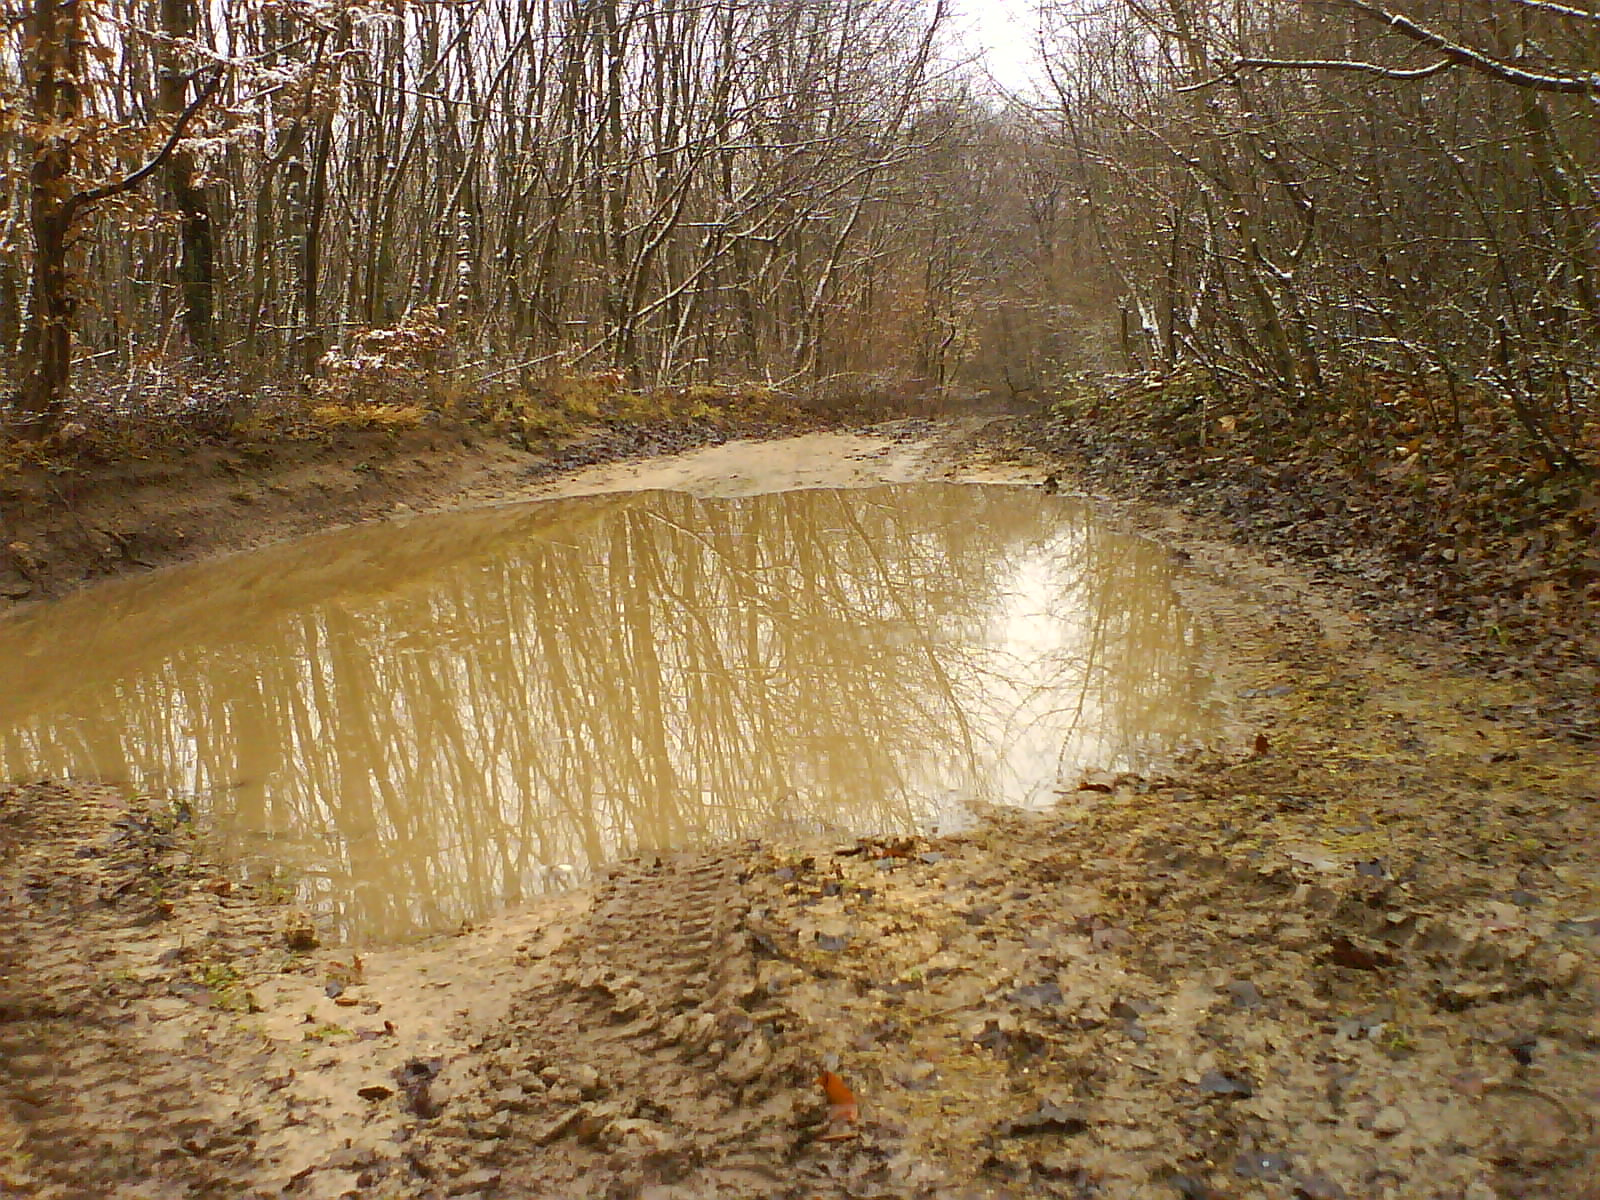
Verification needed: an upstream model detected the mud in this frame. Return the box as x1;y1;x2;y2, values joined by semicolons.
2;420;1597;1199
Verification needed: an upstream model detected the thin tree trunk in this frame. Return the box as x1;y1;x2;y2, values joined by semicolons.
160;0;217;361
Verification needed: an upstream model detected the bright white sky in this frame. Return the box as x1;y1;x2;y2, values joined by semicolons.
949;0;1041;95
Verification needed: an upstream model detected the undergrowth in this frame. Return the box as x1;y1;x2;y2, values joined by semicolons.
1025;368;1598;697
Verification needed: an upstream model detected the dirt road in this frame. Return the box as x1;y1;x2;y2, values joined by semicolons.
3;421;1596;1199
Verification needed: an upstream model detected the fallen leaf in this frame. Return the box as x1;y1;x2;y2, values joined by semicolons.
816;1069;859;1138
818;1070;856;1110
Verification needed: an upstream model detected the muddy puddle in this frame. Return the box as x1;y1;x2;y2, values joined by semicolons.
0;484;1216;942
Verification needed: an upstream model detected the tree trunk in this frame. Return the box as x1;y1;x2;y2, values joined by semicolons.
160;0;217;361
12;0;84;437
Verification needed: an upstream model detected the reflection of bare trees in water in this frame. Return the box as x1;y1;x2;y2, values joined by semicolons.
0;485;1213;942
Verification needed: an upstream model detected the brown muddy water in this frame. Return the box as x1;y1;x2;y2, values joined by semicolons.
0;484;1217;942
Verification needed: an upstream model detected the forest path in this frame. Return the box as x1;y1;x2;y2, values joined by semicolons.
2;418;1596;1200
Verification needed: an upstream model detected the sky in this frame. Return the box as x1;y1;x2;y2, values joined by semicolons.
950;0;1041;95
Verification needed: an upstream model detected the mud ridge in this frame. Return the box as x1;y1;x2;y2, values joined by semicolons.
413;851;817;1198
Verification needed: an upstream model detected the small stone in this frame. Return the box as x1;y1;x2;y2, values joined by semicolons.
1199;1071;1254;1098
1372;1106;1405;1136
1234;1151;1290;1180
1226;980;1263;1009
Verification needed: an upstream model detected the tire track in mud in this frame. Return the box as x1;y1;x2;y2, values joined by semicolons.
414;849;821;1198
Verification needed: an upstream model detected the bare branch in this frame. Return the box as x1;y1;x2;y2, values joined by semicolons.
67;64;225;217
1227;54;1454;83
1495;0;1600;21
1332;0;1600;93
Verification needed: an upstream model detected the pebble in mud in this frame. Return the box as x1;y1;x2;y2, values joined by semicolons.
1226;979;1264;1009
1233;1151;1291;1180
1371;1105;1407;1137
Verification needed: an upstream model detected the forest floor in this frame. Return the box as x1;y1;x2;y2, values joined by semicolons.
2;405;1598;1200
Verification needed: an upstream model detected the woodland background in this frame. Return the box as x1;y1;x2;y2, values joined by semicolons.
0;0;1594;480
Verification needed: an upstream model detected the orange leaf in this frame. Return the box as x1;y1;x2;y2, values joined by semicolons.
817;1070;855;1108
817;1070;860;1136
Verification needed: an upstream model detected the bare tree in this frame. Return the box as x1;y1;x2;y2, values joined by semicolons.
1022;0;1596;468
3;0;219;436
